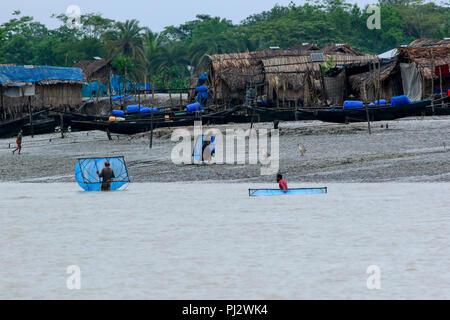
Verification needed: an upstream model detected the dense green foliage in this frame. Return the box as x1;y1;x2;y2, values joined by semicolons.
0;0;448;88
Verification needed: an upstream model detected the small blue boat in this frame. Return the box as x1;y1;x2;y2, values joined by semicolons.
249;187;328;197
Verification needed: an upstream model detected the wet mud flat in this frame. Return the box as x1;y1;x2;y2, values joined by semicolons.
1;116;449;183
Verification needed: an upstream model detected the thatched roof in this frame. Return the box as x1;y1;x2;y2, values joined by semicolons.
348;62;397;92
289;43;321;52
397;39;450;79
73;59;112;82
322;43;363;55
263;53;378;91
207;44;376;96
408;38;450;48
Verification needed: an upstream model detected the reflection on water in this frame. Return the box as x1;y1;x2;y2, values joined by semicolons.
1;182;450;299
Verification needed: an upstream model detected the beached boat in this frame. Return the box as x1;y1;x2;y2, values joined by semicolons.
70;106;252;135
0;111;58;138
301;100;432;123
425;96;450;116
0;117;28;138
22;118;58;136
247;106;316;122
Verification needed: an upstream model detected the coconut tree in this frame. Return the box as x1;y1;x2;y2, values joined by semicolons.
103;19;146;93
103;19;145;64
142;29;162;88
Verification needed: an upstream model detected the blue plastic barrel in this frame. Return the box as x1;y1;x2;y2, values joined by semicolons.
187;102;201;113
140;107;151;114
126;105;143;113
343;101;364;109
390;95;411;107
196;86;208;92
373;99;387;105
112;110;125;117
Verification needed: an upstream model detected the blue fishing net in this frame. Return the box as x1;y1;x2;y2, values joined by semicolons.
75;157;130;191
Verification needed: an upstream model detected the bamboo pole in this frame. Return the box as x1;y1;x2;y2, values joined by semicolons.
439;66;443;107
28;96;34;138
365;65;373;135
431;48;435;113
1;86;5;120
150;103;154;149
151;79;155;106
137;85;141;112
214;76;217;107
60;114;64;139
377;60;381;104
169;88;173;107
108;76;113;113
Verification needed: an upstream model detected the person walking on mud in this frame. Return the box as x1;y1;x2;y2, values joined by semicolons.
12;129;23;155
97;161;115;191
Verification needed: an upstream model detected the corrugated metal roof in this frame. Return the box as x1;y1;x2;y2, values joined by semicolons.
0;65;84;85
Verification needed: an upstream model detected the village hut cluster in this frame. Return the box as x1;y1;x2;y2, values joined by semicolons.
0;65;85;120
0;38;449;122
204;39;450;109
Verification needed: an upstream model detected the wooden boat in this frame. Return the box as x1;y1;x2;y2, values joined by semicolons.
50;112;109;126
425;96;450;116
0;117;28;138
248;106;316;122
249;187;328;197
22;118;58;136
70;106;252;135
0;111;57;138
300;100;432;123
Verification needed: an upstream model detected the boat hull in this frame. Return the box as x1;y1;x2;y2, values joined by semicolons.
302;100;432;123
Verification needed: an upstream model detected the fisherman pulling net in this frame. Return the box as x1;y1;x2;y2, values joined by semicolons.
75;157;130;191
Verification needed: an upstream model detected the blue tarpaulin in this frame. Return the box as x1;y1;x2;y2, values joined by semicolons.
0;66;84;85
83;74;150;97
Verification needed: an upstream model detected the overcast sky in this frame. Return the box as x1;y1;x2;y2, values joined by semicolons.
0;0;381;31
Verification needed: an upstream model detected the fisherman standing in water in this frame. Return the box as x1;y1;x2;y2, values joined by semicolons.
12;129;23;155
277;173;288;193
97;161;115;191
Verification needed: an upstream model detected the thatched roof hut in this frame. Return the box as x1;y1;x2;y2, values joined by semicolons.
348;61;403;102
262;52;377;106
206;44;378;106
397;39;450;80
0;65;84;119
396;38;450;99
73;59;113;84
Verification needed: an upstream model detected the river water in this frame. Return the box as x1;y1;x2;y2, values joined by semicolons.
1;182;449;300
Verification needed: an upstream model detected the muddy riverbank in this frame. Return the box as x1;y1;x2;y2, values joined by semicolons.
1;116;449;183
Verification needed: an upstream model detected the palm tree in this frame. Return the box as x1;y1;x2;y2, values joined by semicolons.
104;19;145;64
148;43;190;76
103;19;146;92
142;30;161;86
